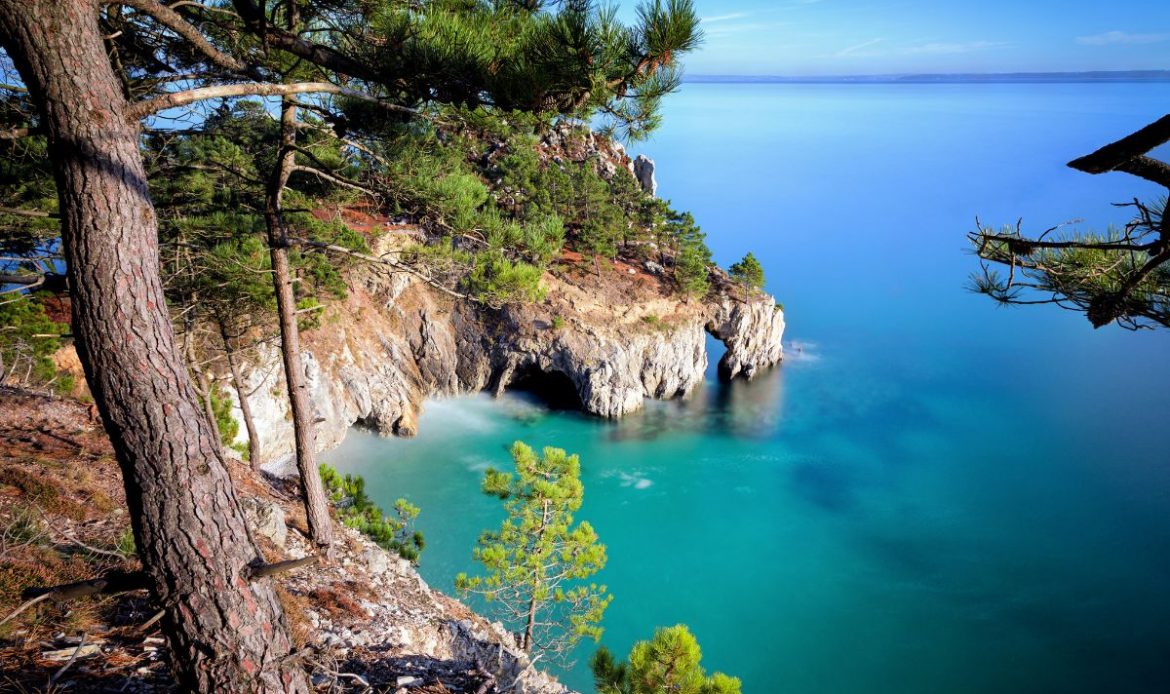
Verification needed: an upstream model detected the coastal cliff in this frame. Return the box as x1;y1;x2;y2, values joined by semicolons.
232;234;785;469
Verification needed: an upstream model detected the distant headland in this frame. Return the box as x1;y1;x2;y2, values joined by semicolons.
686;70;1170;84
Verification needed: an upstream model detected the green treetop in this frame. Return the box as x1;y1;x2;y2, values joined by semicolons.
456;441;611;663
592;624;743;694
729;252;765;291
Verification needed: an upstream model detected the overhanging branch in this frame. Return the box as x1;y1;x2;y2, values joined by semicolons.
110;0;253;77
289;236;481;303
1115;155;1170;190
127;81;416;120
1068;114;1170;174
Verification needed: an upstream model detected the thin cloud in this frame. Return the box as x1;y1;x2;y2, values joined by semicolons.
835;38;884;57
905;40;1005;54
703;12;749;23
1077;30;1170;45
705;21;788;38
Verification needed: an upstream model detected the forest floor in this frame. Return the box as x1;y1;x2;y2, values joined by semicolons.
0;387;564;694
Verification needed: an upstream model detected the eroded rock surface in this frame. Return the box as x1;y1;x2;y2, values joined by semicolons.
235;244;785;475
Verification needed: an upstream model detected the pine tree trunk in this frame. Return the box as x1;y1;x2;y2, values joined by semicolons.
266;98;333;549
219;318;263;469
523;500;551;652
0;3;308;692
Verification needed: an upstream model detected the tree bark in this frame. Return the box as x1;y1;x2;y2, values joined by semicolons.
1068;115;1170;173
523;500;551;652
0;2;308;692
266;97;333;549
219;317;263;469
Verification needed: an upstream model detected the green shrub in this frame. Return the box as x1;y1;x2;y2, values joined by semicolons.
431;173;490;232
522;214;565;266
295;297;325;332
115;529;137;557
465;252;547;305
319;464;425;563
592;624;742;694
641;314;670;331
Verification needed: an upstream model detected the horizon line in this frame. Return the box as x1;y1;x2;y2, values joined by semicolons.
684;69;1170;84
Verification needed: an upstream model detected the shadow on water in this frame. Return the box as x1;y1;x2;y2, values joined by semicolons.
789;458;857;512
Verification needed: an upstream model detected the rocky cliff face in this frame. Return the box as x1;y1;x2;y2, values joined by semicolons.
232;246;785;471
707;283;787;381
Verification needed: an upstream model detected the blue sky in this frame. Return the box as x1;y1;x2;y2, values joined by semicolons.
618;0;1170;75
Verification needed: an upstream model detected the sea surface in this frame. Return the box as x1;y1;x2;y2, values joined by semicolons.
327;83;1170;693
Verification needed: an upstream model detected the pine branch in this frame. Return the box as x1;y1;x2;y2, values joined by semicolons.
1069;114;1170;174
126;81;416;120
230;0;386;83
110;0;253;76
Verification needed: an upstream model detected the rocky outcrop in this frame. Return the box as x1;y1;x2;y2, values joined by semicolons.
707;291;786;381
229;235;784;473
633;154;658;196
484;308;708;419
280;512;571;693
0;385;568;693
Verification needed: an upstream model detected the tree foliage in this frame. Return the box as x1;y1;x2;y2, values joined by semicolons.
592;624;742;694
319;463;425;563
0;0;705;690
0;293;70;392
971;198;1169;329
970;115;1170;330
456;441;610;663
729;251;765;291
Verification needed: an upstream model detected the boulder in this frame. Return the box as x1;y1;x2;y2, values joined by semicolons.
245;499;287;548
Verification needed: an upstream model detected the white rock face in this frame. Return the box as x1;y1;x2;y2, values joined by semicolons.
230;262;785;471
707;292;787;381
491;319;708;419
633;154;658;196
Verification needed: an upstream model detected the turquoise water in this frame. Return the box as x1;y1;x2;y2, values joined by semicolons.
327;84;1170;693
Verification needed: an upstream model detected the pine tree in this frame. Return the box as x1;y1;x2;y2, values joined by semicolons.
592;625;742;694
729;252;765;290
457;441;611;663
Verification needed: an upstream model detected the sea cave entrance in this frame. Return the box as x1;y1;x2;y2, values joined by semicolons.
506;364;583;411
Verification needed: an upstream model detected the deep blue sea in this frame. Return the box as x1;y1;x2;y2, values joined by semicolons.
328;83;1170;693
